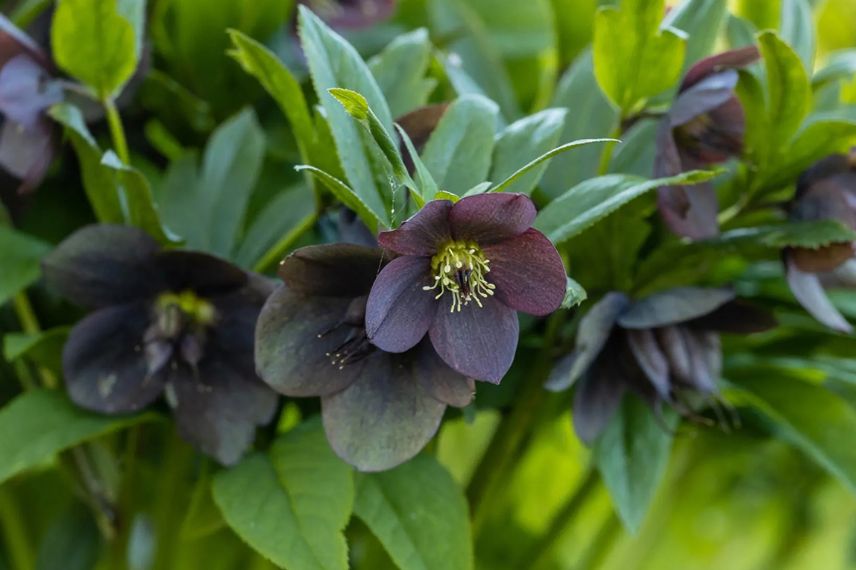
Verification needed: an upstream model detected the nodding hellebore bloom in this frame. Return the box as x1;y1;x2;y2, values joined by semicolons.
785;151;856;333
546;288;774;443
43;225;278;465
0;16;62;198
298;0;396;29
656;46;759;239
255;244;474;471
365;193;567;383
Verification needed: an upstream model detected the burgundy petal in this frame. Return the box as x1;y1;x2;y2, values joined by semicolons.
338;208;378;247
322;357;446;472
377;200;452;256
428;296;518;383
167;358;278;466
397;104;449;153
63;302;166;414
681;46;760;89
626;329;670;398
278;243;387;297
43;224;163;309
618;287;735;329
255;285;372;397
790;244;855;273
572;357;626;445
669;70;739;127
300;0;396;30
449;193;536;245
786;255;853;333
411;340;475;407
365;256;435;353
155;250;248;296
0;15;47;68
688;299;777;333
0;119;53;191
0;55;61;129
482;228;566;316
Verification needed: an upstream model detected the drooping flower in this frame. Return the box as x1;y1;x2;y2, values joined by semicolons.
0;16;62;198
655;46;760;239
43;225;278;465
255;243;474;471
784;151;856;333
546;288;774;443
298;0;396;29
365;193;567;383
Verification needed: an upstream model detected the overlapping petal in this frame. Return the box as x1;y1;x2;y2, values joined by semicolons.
449;193;536;245
365;256;434;353
378;200;452;256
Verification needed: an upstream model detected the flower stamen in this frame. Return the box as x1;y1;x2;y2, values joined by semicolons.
423;240;495;312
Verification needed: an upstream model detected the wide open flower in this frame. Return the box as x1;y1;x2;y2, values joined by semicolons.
365;193;567;383
255;244;474;471
656;46;759;239
43;225;278;465
0;16;62;197
546;288;774;443
785;152;856;333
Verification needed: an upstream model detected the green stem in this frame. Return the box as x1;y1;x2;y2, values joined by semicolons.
253;212;318;273
152;431;195;570
10;0;51;28
466;313;564;535
596;124;623;176
529;469;599;570
577;513;622;570
104;98;131;165
0;487;35;570
13;294;56;389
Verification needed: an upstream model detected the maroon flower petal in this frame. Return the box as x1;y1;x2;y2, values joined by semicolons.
378;200;453;256
786;254;853;333
428;296;518;383
449;193;536;245
255;285;372;397
482;228;566;316
322;359;446;472
365;256;435;353
300;0;397;30
626;329;670;398
155;250;248;297
0;55;62;129
681;46;760;89
168;358;278;466
411;340;475;407
278;243;387;297
572;357;626;445
669;70;739;127
43;224;163;309
0;119;53;192
0;15;48;68
618;287;735;329
63;302;166;414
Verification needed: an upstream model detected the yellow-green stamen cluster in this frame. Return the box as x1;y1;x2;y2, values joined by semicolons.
424;241;495;312
155;290;217;334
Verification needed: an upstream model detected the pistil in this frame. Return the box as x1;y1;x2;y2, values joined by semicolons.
424;240;495;312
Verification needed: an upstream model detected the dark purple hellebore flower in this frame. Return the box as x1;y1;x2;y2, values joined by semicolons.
255;244;474;471
546;288;774;444
365;193;567;383
298;0;396;29
656;46;760;239
785;152;856;333
42;225;278;465
0;15;62;196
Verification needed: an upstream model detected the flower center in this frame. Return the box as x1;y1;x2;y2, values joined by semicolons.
144;291;218;375
155;290;217;334
424;240;495;312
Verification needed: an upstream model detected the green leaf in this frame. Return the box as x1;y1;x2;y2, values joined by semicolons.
730;371;856;494
156;109;265;256
664;0;728;70
561;276;587;309
421;94;498;196
213;419;353;570
395;124;439;201
541;49;620;198
758;30;811;153
368;28;436;118
812;49;856;88
608;118;659;176
593;0;686;115
296;166;378;233
489;109;567;195
3;327;70;377
534;170;719;243
51;0;138;99
354;455;473;570
594;396;676;532
298;5;394;226
779;0;815;71
228;30;314;160
0;390;154;485
235;185;315;269
0;226;50;307
491;137;617;194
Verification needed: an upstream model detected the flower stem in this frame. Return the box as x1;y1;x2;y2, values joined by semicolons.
0;487;35;570
577;512;622;570
597;124;623;176
13;293;56;388
104;98;131;165
528;469;599;569
253;212;318;273
466;313;564;535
